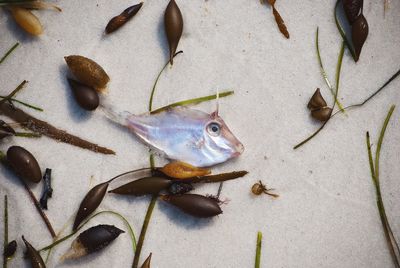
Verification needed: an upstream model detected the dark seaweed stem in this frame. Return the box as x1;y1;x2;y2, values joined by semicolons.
294;41;345;149
148;51;183;112
255;232;262;268
0;101;115;154
366;106;400;268
3;195;8;268
331;67;400;117
19;177;56;238
0;42;19;64
106;168;153;184
133;50;183;268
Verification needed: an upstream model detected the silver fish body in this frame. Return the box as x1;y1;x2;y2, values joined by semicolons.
107;106;244;167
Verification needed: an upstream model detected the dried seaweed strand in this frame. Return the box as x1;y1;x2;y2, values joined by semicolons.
366;106;400;268
272;7;289;38
264;0;289;39
294;41;345;149
3;195;8;268
316;27;345;112
0;43;19;64
0;102;115;154
255;231;262;268
18;177;56;238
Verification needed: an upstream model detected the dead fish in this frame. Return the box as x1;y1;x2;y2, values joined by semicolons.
103;104;244;167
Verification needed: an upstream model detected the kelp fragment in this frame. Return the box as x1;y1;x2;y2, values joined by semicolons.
39;168;53;209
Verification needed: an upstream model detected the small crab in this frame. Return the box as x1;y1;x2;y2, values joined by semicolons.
251;181;279;198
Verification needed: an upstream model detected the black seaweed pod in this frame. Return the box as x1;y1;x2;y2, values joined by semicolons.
73;182;109;230
67;78;100;111
343;0;363;24
78;224;124;253
161;194;222;218
22;236;46;268
109;177;172;196
140;253;152;268
352;14;369;62
311;107;333;122
3;240;17;259
164;0;183;65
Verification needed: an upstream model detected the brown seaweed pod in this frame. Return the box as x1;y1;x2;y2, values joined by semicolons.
140;253;152;268
73;182;109;231
307;88;327;111
22;236;46;268
64;55;110;92
272;7;289;39
109;177;172;196
352;14;368;62
311;107;333;122
164;0;183;65
7;146;42;183
105;2;143;34
157;161;210;179
10;7;43;36
343;0;363;24
160;194;222;218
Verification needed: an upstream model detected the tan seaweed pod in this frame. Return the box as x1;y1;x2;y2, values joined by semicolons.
10;7;43;36
64;55;110;92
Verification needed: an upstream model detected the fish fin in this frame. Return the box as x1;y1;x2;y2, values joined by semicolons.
100;97;132;126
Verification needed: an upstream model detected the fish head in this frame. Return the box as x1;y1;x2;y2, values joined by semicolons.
201;112;244;164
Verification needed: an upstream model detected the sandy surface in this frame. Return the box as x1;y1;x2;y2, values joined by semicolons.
0;0;400;267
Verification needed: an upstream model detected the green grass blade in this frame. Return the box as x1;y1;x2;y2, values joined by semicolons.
3;195;8;268
150;91;234;114
255;231;262;268
0;43;19;65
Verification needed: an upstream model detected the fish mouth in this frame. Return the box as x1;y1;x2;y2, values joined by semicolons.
231;142;244;157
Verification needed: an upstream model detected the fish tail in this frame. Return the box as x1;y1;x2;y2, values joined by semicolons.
100;97;132;126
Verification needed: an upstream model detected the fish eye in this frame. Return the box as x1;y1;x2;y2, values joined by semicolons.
207;122;221;136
